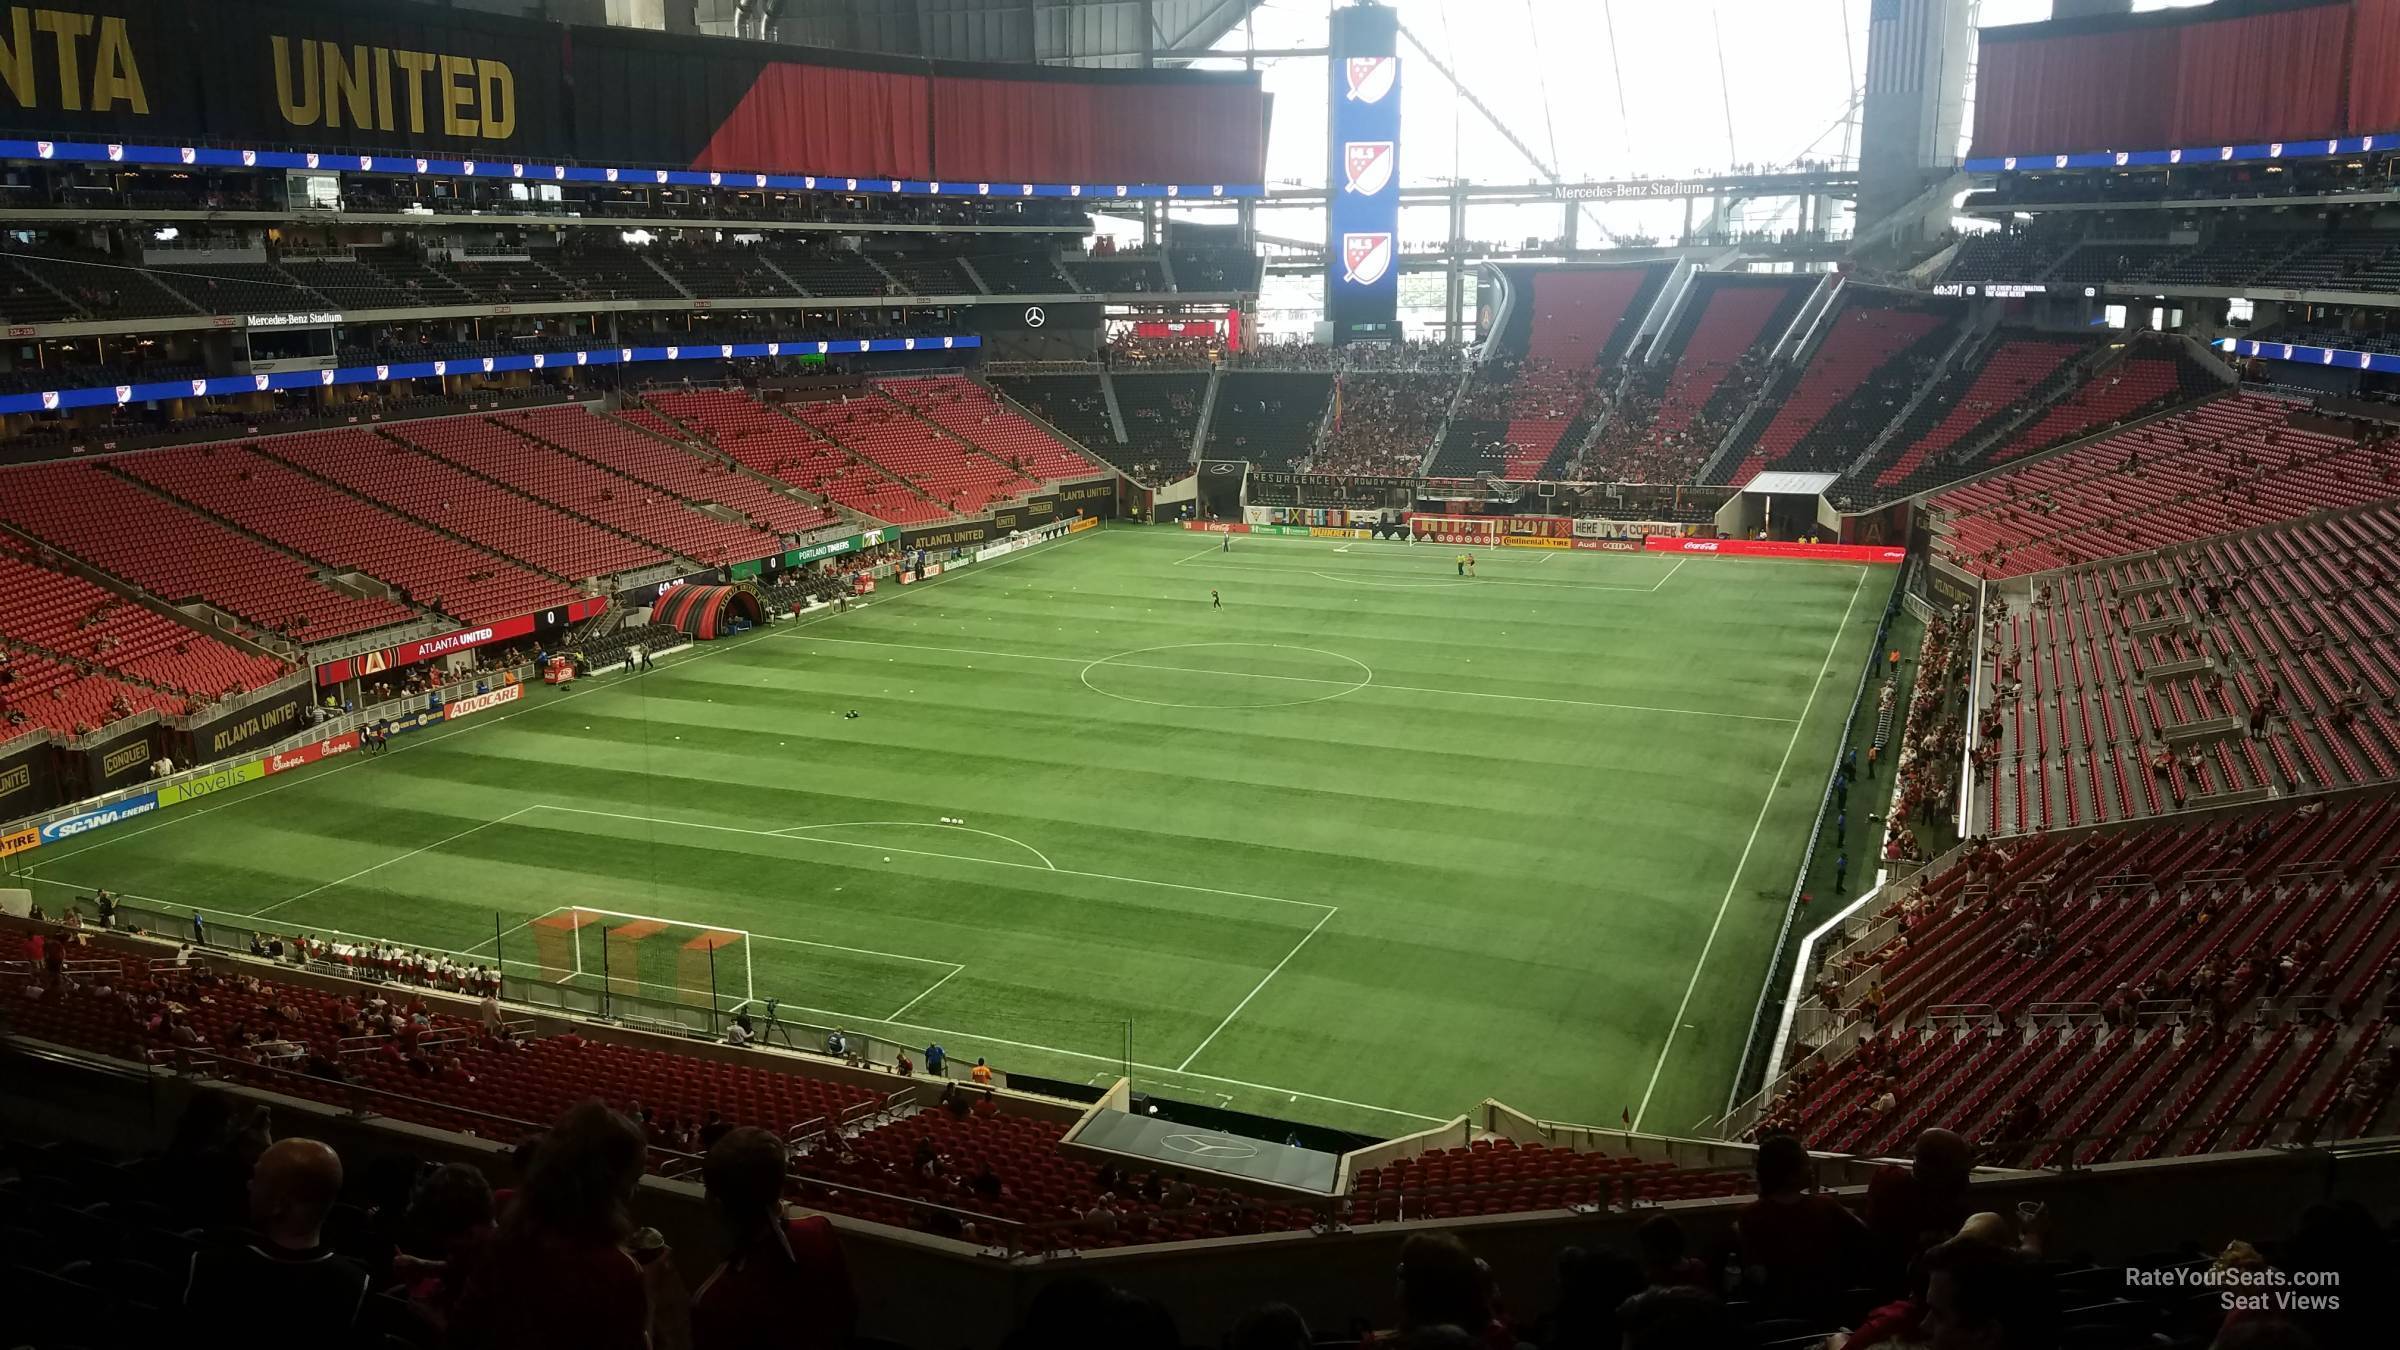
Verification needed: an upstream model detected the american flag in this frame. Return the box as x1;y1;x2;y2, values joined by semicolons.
1867;0;1933;97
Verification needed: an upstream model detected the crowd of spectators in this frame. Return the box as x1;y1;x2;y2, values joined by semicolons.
1574;351;1776;484
1310;374;1452;476
1881;610;1973;868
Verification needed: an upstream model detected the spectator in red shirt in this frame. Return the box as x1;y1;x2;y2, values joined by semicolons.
452;1100;671;1350
689;1127;856;1350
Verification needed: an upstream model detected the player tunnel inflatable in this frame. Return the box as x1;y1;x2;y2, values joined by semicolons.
651;583;767;640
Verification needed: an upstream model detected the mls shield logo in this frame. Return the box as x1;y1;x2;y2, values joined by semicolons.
113;385;130;404
2269;142;2284;157
552;166;565;179
481;357;494;372
803;176;816;189
619;349;631;362
1021;183;1033;195
375;365;389;381
107;144;122;162
817;342;830;355
1070;185;1082;197
655;170;668;184
2052;155;2067;169
844;178;857;190
709;172;722;186
304;153;318;169
978;182;991;195
243;150;256;166
1345;56;1396;104
532;354;545;368
2327;140;2339;155
606;168;619;182
929;182;941;194
180;147;196;165
434;361;447;376
2220;146;2234;160
1115;185;1128;197
190;379;207;396
768;343;780;357
414;157;427;173
1212;184;1225;197
319;370;334;385
2323;348;2335;364
1167;185;1179;197
2282;344;2294;359
40;391;58;410
718;344;731;358
856;339;871;352
358;155;372;170
889;180;901;192
253;374;269;391
2169;149;2183;164
574;352;587;366
1341;232;1394;286
463;161;476;176
666;346;679;361
35;141;51;158
753;174;765;187
513;164;525;177
2002;157;2017;170
1344;141;1395;195
904;338;916;351
942;337;954;349
2113;152;2128;167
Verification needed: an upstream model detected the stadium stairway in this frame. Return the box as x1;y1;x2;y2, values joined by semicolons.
644;389;950;526
116;442;578;624
385;415;783;568
500;405;843;539
259;427;666;583
1765;801;2400;1159
0;460;420;643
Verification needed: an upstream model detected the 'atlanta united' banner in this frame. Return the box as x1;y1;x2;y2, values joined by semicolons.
1326;2;1400;339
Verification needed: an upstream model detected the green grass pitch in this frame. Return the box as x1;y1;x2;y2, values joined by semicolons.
15;525;1890;1138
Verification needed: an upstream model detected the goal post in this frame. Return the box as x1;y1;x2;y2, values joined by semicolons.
512;906;754;1016
1407;514;1506;547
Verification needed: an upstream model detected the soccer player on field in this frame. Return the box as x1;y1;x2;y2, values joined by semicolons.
1456;553;1467;576
1222;533;1231;552
1211;588;1222;611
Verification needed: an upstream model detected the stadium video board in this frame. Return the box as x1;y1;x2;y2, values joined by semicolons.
1326;2;1400;341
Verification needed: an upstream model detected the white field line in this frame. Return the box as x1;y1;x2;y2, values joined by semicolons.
771;632;1797;725
249;806;540;919
888;964;966;1021
1174;904;1338;1073
1631;565;1870;1130
525;803;1334;914
21;523;1104;873
777;820;1056;870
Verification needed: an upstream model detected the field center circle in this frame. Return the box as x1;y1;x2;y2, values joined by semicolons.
1078;642;1372;710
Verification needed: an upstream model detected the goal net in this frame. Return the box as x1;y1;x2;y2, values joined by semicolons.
520;906;753;1014
1408;514;1505;547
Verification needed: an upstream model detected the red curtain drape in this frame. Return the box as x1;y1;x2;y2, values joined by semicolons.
2169;6;2353;145
930;78;1266;184
691;64;931;180
1970;28;2179;158
2351;0;2400;132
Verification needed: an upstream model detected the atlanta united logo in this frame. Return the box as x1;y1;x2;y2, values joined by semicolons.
1345;56;1395;103
1343;140;1394;195
1342;231;1394;286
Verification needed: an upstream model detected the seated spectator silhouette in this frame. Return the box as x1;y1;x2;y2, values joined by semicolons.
183;1137;370;1349
1732;1132;1871;1319
1367;1232;1527;1349
452;1100;674;1350
690;1127;856;1350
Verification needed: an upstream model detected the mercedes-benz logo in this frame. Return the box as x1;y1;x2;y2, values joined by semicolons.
1161;1133;1259;1159
1023;305;1047;328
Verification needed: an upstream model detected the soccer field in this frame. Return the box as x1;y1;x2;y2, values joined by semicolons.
14;525;1889;1138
